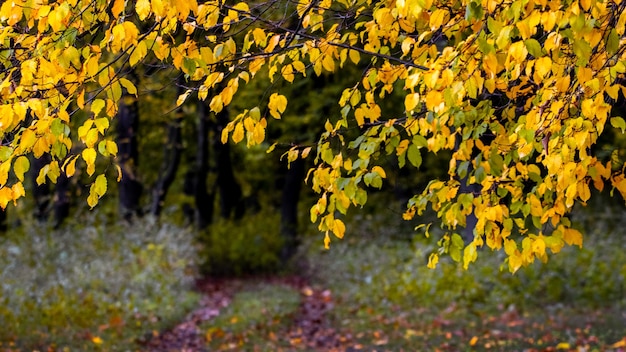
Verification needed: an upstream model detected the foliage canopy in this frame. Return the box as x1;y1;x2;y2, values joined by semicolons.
2;0;626;271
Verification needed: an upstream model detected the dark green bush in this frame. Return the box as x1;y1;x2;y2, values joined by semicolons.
198;211;284;276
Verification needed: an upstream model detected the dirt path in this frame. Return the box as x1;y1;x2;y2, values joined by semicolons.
144;276;348;351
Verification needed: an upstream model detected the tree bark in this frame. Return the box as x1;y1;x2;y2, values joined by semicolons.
117;72;143;220
193;100;214;229
53;171;70;228
150;89;184;217
0;208;7;232
280;156;306;261
213;106;244;219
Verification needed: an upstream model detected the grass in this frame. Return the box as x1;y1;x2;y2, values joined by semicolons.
203;282;302;350
0;213;200;351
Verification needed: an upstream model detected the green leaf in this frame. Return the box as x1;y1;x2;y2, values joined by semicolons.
51;119;65;137
606;29;619;56
407;144;422;168
524;39;543;58
465;1;483;21
573;39;592;66
0;147;13;162
610;116;626;133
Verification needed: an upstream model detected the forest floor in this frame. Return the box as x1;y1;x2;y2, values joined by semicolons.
145;273;626;352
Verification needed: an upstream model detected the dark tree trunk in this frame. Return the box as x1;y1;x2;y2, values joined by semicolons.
193;101;214;229
280;157;306;261
150;97;184;217
117;73;143;220
213;107;244;219
0;208;7;232
31;154;51;222
53;171;70;228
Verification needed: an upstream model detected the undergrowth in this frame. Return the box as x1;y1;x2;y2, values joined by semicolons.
303;195;626;349
0;214;200;351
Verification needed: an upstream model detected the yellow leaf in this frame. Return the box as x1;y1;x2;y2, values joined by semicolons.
64;157;77;177
119;78;137;95
281;64;295;83
469;336;479;347
136;0;151;20
563;228;583;248
130;40;148;66
11;182;25;203
322;54;335;72
581;99;594;118
0;187;12;210
94;118;109;134
106;140;118;156
0;162;11;187
91;336;103;345
372;165;386;178
232;123;244;143
333;219;345;239
176;90;191;107
13;156;30;182
18;129;37;153
404;93;419;111
91;99;105;117
82;148;97;176
111;0;125;18
534;57;552;79
253;122;265;144
349;49;360;64
508;41;528;64
85;129;99;148
116;164;123;182
324;231;330;249
427;253;439;269
94;174;107;197
268;93;288;119
429;9;446;30
209;94;223;113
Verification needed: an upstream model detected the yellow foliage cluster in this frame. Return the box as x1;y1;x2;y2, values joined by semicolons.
1;0;626;270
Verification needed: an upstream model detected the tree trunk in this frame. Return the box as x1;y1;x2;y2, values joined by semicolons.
31;154;51;222
280;156;306;261
193;100;214;229
117;73;143;220
213;106;244;219
150;96;184;217
53;171;70;228
0;208;7;232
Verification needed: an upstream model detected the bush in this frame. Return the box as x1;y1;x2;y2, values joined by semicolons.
198;211;284;276
0;215;200;351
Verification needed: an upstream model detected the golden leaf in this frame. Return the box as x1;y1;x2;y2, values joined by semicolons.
232;123;244;143
82;148;97;176
111;0;125;18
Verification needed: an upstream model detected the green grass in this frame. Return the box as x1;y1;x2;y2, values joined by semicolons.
203;282;302;350
0;214;200;351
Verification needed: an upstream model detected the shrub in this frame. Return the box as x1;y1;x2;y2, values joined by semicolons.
0;215;200;351
198;210;284;276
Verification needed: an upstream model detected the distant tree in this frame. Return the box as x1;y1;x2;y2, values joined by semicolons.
2;0;626;271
